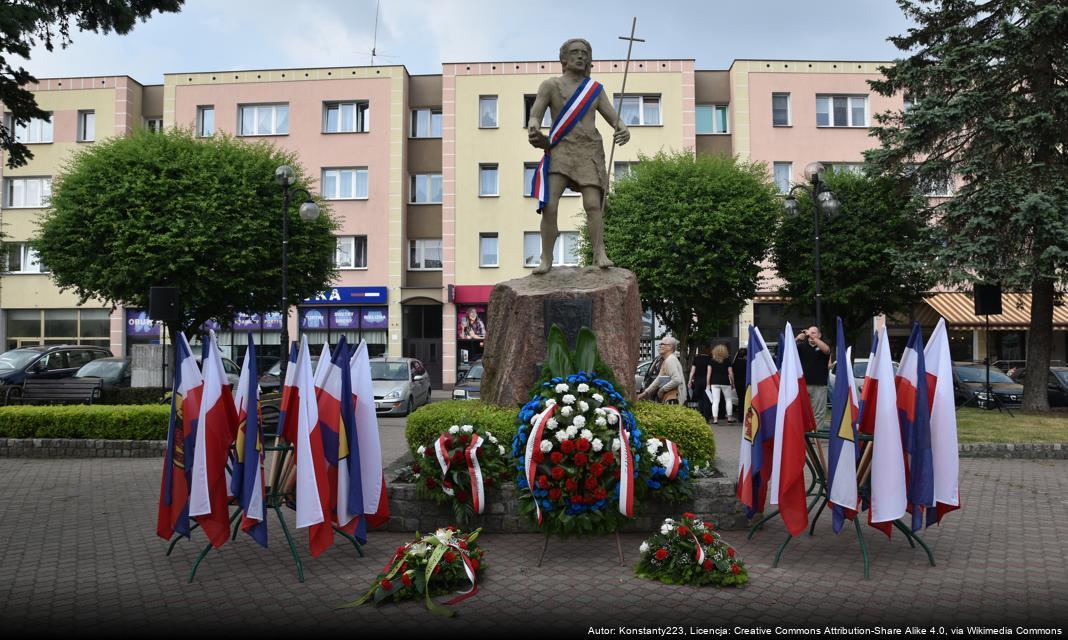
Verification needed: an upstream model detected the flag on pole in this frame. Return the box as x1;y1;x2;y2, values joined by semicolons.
769;322;811;537
189;330;239;549
156;333;203;541
231;332;267;547
293;335;334;557
827;317;860;534
336;339;366;541
858;326;907;537
737;325;780;517
896;322;935;532
279;341;299;442
350;340;390;528
924;318;961;526
314;341;332;390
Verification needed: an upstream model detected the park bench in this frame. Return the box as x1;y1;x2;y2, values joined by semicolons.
4;378;104;406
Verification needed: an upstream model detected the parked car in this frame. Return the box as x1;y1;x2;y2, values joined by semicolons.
452;360;482;400
73;357;131;389
1009;366;1068;407
635;358;653;393
258;355;319;393
952;363;1024;409
0;345;113;388
371;357;432;416
827;358;899;399
195;355;242;387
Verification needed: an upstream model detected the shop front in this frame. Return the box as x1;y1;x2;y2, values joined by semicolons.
452;285;493;381
299;286;389;358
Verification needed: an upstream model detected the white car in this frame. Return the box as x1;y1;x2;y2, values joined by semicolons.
370;357;432;416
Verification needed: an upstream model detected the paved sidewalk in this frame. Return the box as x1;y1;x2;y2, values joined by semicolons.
1;447;1065;635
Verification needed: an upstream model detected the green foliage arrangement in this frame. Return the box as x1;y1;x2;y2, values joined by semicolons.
406;400;517;456
35;128;338;337
632;401;717;469
865;0;1068;410
599;151;782;362
0;405;170;439
635;513;748;587
771;170;934;345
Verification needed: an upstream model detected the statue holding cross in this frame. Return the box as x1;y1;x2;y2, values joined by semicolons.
527;37;632;275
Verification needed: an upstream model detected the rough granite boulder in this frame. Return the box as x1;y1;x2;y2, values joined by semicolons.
480;266;641;408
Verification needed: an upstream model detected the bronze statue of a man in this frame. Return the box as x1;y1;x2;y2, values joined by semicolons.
528;38;630;275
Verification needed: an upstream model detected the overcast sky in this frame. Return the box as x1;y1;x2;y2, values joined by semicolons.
19;0;915;84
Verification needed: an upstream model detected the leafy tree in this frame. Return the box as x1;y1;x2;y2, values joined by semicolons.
1;0;182;168
771;170;936;347
598;151;781;365
866;0;1068;410
35;128;338;337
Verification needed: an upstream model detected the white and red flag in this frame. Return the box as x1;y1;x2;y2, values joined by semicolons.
349;340;390;528
188;330;239;548
292;335;334;557
768;322;812;537
737;325;780;517
923;318;961;526
313;341;332;390
858;326;907;537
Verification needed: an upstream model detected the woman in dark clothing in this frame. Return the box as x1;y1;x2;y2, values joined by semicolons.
731;346;748;408
687;346;712;421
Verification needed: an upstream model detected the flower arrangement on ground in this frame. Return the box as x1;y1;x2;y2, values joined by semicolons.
644;437;693;503
343;527;485;617
512;326;644;536
635;513;748;587
411;425;510;525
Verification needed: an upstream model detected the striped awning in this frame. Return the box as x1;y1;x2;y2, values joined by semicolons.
922;292;1068;330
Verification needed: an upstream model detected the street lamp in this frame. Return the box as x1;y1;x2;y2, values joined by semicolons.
275;164;321;383
783;161;840;331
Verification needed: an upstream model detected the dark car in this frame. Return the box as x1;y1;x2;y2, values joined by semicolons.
0;345;113;387
952;364;1024;409
1010;366;1068;407
73;357;131;388
452;360;482;400
258;355;319;393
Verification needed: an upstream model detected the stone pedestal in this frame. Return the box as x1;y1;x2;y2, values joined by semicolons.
480;267;641;407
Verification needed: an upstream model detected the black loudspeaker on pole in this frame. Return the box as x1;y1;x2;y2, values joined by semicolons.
973;283;1003;316
148;286;181;325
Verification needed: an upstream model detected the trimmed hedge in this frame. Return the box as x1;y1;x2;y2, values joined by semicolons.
405;400;518;455
100;387;169;405
633;402;717;468
0;405;170;440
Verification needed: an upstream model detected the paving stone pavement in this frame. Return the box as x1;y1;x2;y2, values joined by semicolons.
1;417;1066;635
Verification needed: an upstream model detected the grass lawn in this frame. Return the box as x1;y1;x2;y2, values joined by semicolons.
956;407;1068;443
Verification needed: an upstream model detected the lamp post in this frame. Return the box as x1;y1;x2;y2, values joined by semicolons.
275;164;321;384
783;162;841;331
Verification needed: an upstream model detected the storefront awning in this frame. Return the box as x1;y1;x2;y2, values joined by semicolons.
453;285;495;305
922;292;1068;331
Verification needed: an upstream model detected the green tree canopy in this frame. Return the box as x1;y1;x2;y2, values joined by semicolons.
35;128;338;336
1;0;182;168
599;151;782;362
866;0;1068;410
771;170;936;346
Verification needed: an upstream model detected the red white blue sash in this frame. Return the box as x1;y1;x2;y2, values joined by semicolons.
531;78;604;213
606;406;634;518
524;404;557;525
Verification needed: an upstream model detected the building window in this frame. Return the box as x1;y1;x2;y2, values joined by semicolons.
523;231;580;267
411;108;442;138
523;95;553;128
410;173;442;204
196;106;214;137
409;239;443;271
906;164;953;197
3;308;110;351
4;177;52;208
479;164;498;197
824;163;865;176
614;95;661;126
773;162;792;194
4;114;53;144
816;95;868;127
144;118;163;133
479;95;498;128
77;110;95;142
479;233;499;267
239;103;289;136
696;104;729;134
2;243;48;274
772;93;791;127
903;94;916;114
614;161;636;181
322;168;369;200
324;101;369;133
335;235;368;269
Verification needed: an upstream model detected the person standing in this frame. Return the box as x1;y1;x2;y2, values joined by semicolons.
708;343;735;424
688;345;713;421
731;346;748;406
638;337;686;405
795;325;832;430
